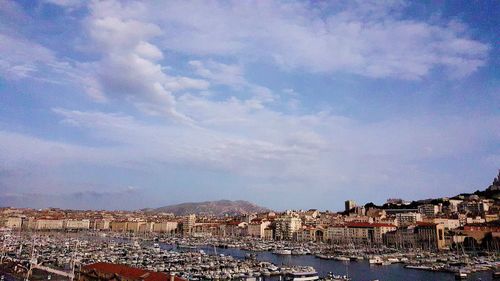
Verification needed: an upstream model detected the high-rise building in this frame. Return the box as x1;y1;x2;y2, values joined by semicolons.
181;214;196;236
345;200;356;212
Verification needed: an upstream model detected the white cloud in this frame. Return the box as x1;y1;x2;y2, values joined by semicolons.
103;0;488;79
189;60;246;88
188;60;276;107
1;0;490;122
46;105;499;181
1;101;498;208
81;4;211;120
0;33;55;80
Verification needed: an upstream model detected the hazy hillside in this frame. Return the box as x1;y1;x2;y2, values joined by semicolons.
144;200;271;216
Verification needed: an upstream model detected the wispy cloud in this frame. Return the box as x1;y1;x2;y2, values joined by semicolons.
82;0;488;79
1;104;498;209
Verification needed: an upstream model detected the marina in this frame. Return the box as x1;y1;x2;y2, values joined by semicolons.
0;232;498;281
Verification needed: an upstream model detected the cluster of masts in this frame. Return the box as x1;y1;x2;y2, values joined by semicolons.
1;231;498;281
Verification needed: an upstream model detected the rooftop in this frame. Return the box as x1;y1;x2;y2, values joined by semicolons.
82;262;186;281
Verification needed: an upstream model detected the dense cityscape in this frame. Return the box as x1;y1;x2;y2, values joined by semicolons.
2;1;500;281
1;172;499;281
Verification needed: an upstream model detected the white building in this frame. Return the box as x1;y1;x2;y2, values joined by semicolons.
395;212;422;227
275;215;302;240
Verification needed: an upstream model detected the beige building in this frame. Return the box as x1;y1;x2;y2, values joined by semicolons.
416;222;446;250
296;226;325;242
247;220;271;238
126;221;153;233
182;214;196;236
263;227;273;240
30;218;64;230
64;219;90;230
3;217;23;229
221;221;247;237
152;221;178;234
428;218;460;230
447;199;463;212
93;219;111;230
110;221;128;232
326;223;396;244
192;223;221;237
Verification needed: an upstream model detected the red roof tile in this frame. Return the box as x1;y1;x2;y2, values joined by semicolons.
82;262;186;281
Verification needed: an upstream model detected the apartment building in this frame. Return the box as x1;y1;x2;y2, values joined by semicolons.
29;218;65;230
64;219;91;230
127;221;152;233
247;219;271;238
93;219;111;230
181;215;196;236
415;222;446;250
110;221;128;232
2;217;23;229
152;221;178;234
418;204;439;218
326;223;396;244
395;212;422;227
274;215;302;240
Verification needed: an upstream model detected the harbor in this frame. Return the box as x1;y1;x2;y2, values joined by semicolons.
1;232;498;281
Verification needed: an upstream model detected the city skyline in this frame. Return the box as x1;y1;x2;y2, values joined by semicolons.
0;1;499;210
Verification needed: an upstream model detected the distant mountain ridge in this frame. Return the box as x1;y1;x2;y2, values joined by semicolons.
143;200;271;216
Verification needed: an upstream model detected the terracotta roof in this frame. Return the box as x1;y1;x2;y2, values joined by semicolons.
82;262;186;281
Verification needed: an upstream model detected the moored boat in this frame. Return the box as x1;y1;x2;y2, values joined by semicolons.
285;271;320;281
454;270;468;280
273;249;292;255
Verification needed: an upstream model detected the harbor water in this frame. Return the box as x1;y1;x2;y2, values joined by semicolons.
193;245;494;281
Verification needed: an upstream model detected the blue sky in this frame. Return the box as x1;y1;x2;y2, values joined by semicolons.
0;0;498;211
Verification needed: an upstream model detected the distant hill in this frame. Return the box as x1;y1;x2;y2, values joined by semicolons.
364;170;500;210
143;200;271;216
469;170;500;200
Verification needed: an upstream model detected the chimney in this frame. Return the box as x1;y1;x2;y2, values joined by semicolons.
170;273;175;281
